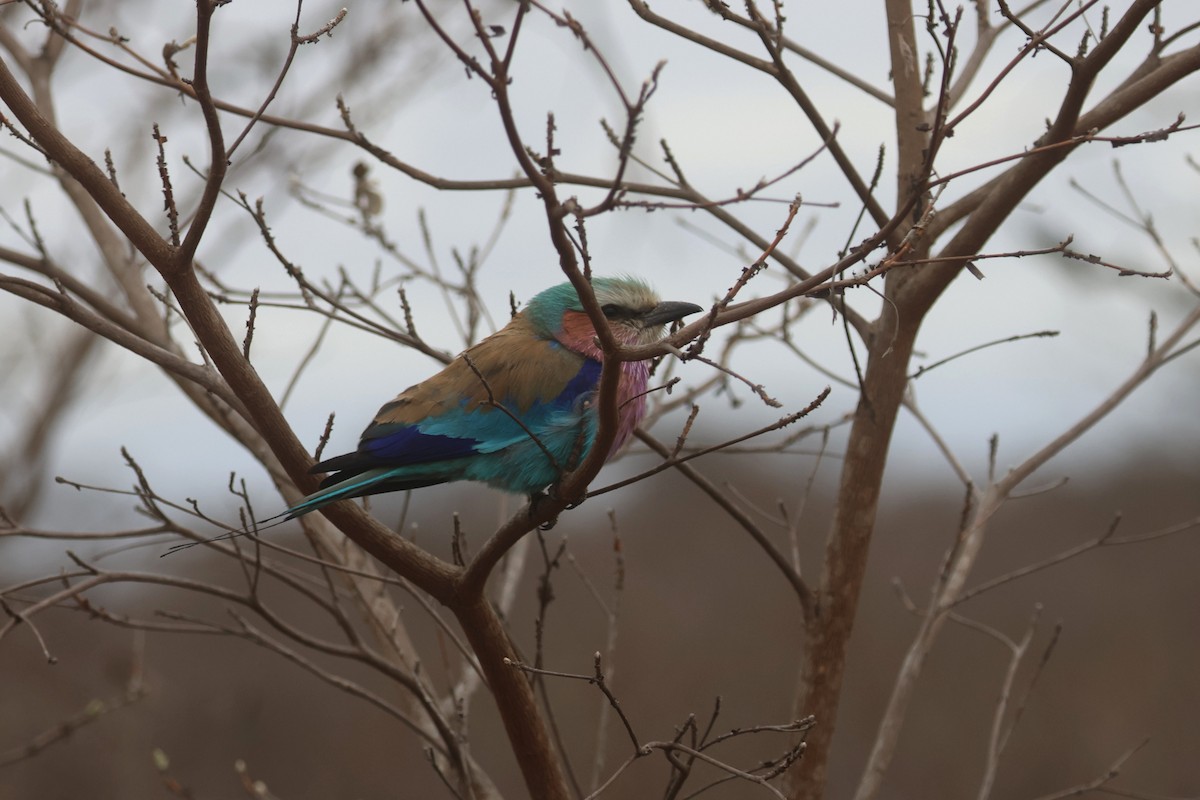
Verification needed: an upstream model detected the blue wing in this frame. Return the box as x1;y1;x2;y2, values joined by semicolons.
287;329;600;516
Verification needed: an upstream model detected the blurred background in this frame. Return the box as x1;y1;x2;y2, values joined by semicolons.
1;1;1198;798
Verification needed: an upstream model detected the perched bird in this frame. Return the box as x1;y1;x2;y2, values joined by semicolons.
285;277;701;518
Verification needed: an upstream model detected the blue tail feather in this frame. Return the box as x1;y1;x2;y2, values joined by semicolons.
285;467;447;518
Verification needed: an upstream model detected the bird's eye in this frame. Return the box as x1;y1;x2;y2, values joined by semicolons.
600;303;622;319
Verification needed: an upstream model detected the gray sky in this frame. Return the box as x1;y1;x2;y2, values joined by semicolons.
2;1;1198;530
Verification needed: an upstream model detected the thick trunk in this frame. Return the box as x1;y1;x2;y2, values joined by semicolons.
787;308;921;799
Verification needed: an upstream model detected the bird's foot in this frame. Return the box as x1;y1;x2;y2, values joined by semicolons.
543;482;584;510
528;489;564;530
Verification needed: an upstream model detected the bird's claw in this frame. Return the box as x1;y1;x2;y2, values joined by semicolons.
542;482;585;511
527;490;557;530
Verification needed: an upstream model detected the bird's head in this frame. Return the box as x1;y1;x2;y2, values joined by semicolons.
526;277;703;353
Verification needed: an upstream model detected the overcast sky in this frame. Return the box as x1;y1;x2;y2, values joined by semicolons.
2;1;1198;533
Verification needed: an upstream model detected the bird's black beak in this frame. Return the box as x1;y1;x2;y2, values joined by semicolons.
640;300;703;327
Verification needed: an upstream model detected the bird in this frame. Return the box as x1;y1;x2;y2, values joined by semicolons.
284;276;702;519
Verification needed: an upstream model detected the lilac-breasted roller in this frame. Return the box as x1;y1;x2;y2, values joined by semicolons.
285;277;701;518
